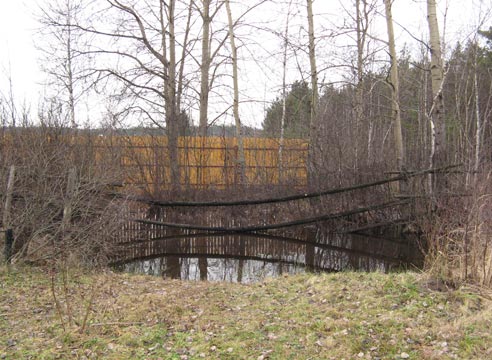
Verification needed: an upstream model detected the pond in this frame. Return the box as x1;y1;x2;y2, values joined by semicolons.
115;256;307;283
113;230;422;283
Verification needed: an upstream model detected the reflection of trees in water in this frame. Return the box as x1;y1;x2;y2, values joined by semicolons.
116;225;421;282
122;256;305;283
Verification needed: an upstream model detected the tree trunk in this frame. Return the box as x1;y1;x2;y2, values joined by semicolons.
279;0;292;183
199;0;211;138
355;0;362;170
225;0;246;185
427;0;446;176
177;0;194;112
306;0;319;182
162;0;180;190
2;165;15;230
384;0;405;172
66;13;76;128
473;43;481;182
3;166;16;259
355;0;370;169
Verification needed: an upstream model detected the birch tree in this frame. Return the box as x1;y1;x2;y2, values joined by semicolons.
427;0;446;174
383;0;405;171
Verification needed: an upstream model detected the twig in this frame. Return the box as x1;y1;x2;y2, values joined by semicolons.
122;164;462;207
90;321;144;327
79;279;97;334
135;200;408;233
51;271;66;332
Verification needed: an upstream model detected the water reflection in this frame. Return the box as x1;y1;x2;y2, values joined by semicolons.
117;256;306;283
114;229;422;283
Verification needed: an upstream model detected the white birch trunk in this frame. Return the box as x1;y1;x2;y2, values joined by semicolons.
427;0;446;175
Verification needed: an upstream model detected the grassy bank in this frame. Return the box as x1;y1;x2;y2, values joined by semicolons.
1;266;491;359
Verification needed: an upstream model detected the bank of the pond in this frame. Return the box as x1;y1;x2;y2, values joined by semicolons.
1;266;491;359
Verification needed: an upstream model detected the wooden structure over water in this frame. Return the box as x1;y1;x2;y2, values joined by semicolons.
112;170;429;272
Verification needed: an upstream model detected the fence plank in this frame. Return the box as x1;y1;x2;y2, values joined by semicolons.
117;136;308;190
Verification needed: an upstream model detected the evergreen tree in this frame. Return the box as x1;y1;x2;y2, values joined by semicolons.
262;81;312;138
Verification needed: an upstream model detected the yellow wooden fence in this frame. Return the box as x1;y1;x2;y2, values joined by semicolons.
107;136;308;191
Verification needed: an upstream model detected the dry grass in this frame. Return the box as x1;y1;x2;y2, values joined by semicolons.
1;266;491;359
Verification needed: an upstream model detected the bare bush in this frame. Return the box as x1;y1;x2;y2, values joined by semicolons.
420;168;492;287
0;123;128;266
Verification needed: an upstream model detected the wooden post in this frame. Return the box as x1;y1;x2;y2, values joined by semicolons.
3;165;15;229
3;166;15;261
237;236;245;283
199;257;207;281
306;242;315;271
4;229;13;264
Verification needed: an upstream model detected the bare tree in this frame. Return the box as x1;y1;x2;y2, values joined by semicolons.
68;0;197;190
37;0;92;128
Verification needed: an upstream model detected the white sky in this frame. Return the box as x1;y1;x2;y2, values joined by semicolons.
0;0;489;128
0;1;42;105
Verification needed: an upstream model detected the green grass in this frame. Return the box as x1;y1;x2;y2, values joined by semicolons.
1;266;491;359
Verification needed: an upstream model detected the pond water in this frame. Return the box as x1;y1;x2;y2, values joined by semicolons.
115;256;307;283
114;230;422;283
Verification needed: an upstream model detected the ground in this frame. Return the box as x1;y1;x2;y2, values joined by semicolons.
1;266;491;359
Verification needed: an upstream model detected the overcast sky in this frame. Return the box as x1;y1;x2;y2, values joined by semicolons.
0;0;489;128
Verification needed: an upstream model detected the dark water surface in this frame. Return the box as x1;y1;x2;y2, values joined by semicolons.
114;230;421;283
